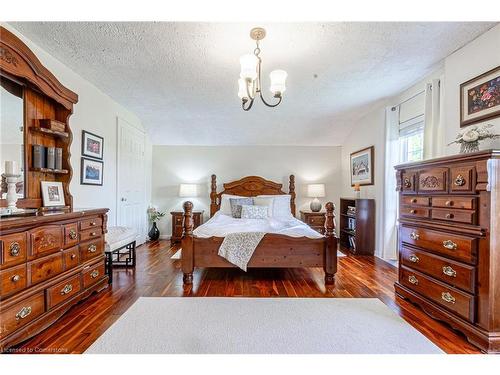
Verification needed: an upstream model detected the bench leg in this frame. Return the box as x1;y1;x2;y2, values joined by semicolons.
105;252;113;284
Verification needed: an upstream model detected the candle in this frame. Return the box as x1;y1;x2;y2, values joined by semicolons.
5;161;18;175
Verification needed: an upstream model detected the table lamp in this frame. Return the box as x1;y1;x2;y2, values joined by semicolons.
307;183;325;212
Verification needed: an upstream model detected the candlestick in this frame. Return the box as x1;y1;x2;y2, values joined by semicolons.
5;161;18;175
3;173;21;211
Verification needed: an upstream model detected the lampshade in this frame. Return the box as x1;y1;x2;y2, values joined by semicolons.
238;78;249;99
269;69;287;95
239;54;258;80
179;184;198;198
307;184;326;198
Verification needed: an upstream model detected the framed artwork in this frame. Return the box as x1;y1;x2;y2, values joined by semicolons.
81;157;104;186
350;146;374;186
460;65;500;127
82;130;104;159
41;181;66;207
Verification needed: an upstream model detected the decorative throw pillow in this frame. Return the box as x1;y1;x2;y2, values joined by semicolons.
257;194;293;219
253;197;274;217
241;204;268;219
230;197;253;218
219;194;245;216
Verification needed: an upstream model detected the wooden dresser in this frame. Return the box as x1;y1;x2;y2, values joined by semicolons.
0;209;109;351
300;210;326;234
395;150;500;353
170;211;204;244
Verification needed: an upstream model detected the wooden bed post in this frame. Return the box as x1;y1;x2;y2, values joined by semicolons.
289;174;296;217
210;174;218;217
324;202;337;285
182;201;194;285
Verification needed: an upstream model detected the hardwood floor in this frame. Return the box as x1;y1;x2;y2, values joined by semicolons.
11;240;480;354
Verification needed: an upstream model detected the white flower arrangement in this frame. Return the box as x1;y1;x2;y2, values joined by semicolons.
448;124;499;153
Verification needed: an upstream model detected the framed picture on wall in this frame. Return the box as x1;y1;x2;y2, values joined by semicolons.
41;181;66;207
460;65;500;127
350;146;374;186
82;130;104;159
81;157;104;186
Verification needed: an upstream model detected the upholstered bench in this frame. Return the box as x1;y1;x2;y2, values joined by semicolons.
104;226;137;284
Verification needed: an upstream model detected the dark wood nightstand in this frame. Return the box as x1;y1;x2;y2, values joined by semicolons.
170;211;204;244
300;210;326;234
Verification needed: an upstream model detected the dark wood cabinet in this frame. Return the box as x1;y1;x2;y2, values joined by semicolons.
170;211;204;244
339;198;375;255
299;211;326;234
395;149;500;353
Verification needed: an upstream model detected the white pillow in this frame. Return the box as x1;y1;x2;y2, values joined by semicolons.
219;194;245;216
241;204;268;219
253;197;274;217
257;194;293;219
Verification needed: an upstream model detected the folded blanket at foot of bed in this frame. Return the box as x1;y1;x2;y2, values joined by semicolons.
217;232;266;271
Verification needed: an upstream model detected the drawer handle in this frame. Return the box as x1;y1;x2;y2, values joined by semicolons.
441;292;456;304
90;232;97;236
11;274;21;282
445;213;454;219
403;177;412;188
409;231;420;240
71;254;77;260
410;209;417;214
60;284;73;295
409;254;419;263
90;270;100;278
69;229;77;240
454;174;466;187
88;244;97;253
442;266;457;278
445;200;453;207
408;275;419;285
411;198;417;203
10;242;21;256
15;306;32;320
443;240;458;250
90;221;97;226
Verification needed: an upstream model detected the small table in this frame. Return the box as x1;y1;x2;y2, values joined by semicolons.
170;211;204;244
299;210;326;234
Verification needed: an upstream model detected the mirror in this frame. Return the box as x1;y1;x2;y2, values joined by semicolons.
0;77;25;198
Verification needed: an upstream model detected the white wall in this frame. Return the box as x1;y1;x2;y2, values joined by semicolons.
3;23;152;226
151;146;342;237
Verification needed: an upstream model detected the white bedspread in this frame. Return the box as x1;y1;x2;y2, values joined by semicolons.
193;212;324;239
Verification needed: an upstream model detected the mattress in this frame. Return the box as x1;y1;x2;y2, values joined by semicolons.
193;212;323;239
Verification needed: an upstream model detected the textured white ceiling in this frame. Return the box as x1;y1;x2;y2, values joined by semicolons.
11;22;496;145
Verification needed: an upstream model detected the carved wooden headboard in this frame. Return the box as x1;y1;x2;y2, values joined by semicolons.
210;175;296;217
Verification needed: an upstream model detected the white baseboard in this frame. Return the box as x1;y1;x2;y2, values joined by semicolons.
159;234;171;240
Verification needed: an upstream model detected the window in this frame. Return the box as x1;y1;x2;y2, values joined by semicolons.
399;118;424;163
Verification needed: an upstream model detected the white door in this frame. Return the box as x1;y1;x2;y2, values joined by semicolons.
116;117;147;245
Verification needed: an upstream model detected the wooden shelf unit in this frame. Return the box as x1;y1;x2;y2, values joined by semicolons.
339;198;375;255
30;126;69;138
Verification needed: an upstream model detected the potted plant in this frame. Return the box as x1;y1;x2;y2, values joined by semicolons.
147;206;166;241
448;124;499;153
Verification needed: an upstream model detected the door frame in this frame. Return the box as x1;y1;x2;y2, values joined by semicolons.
116;116;147;244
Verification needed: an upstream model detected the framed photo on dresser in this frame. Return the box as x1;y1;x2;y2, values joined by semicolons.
81;157;104;186
82;130;104;159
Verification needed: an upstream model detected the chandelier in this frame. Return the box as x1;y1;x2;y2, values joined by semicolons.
238;27;287;111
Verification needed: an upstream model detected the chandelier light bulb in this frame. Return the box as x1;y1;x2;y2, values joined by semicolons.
239;54;258;80
269;70;287;96
238;78;249;100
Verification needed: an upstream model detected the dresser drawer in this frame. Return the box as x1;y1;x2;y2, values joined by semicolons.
450;166;476;194
64;223;79;247
418;168;448;193
431;208;475;225
400;226;477;264
80;228;103;242
46;274;82;309
401;267;474;322
402;196;430;206
431;196;475;210
29;252;64;285
400;206;430;219
79;217;102;231
401;171;417;194
82;262;105;288
80;237;104;262
63;246;80;269
29;225;63;257
0;264;27;298
306;216;325;226
400;246;475;293
0;232;27;269
0;292;45;339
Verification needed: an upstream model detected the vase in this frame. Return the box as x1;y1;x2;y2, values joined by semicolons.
460;141;479;154
148;221;160;241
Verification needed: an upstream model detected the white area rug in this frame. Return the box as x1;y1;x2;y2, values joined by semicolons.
85;297;443;354
171;248;346;259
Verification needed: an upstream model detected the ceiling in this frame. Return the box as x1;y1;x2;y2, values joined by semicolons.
11;22;496;145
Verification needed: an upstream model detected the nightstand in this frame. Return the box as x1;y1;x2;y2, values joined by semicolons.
170;210;204;244
300;210;326;234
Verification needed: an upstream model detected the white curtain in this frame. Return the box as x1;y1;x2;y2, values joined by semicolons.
423;77;445;159
382;106;400;260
